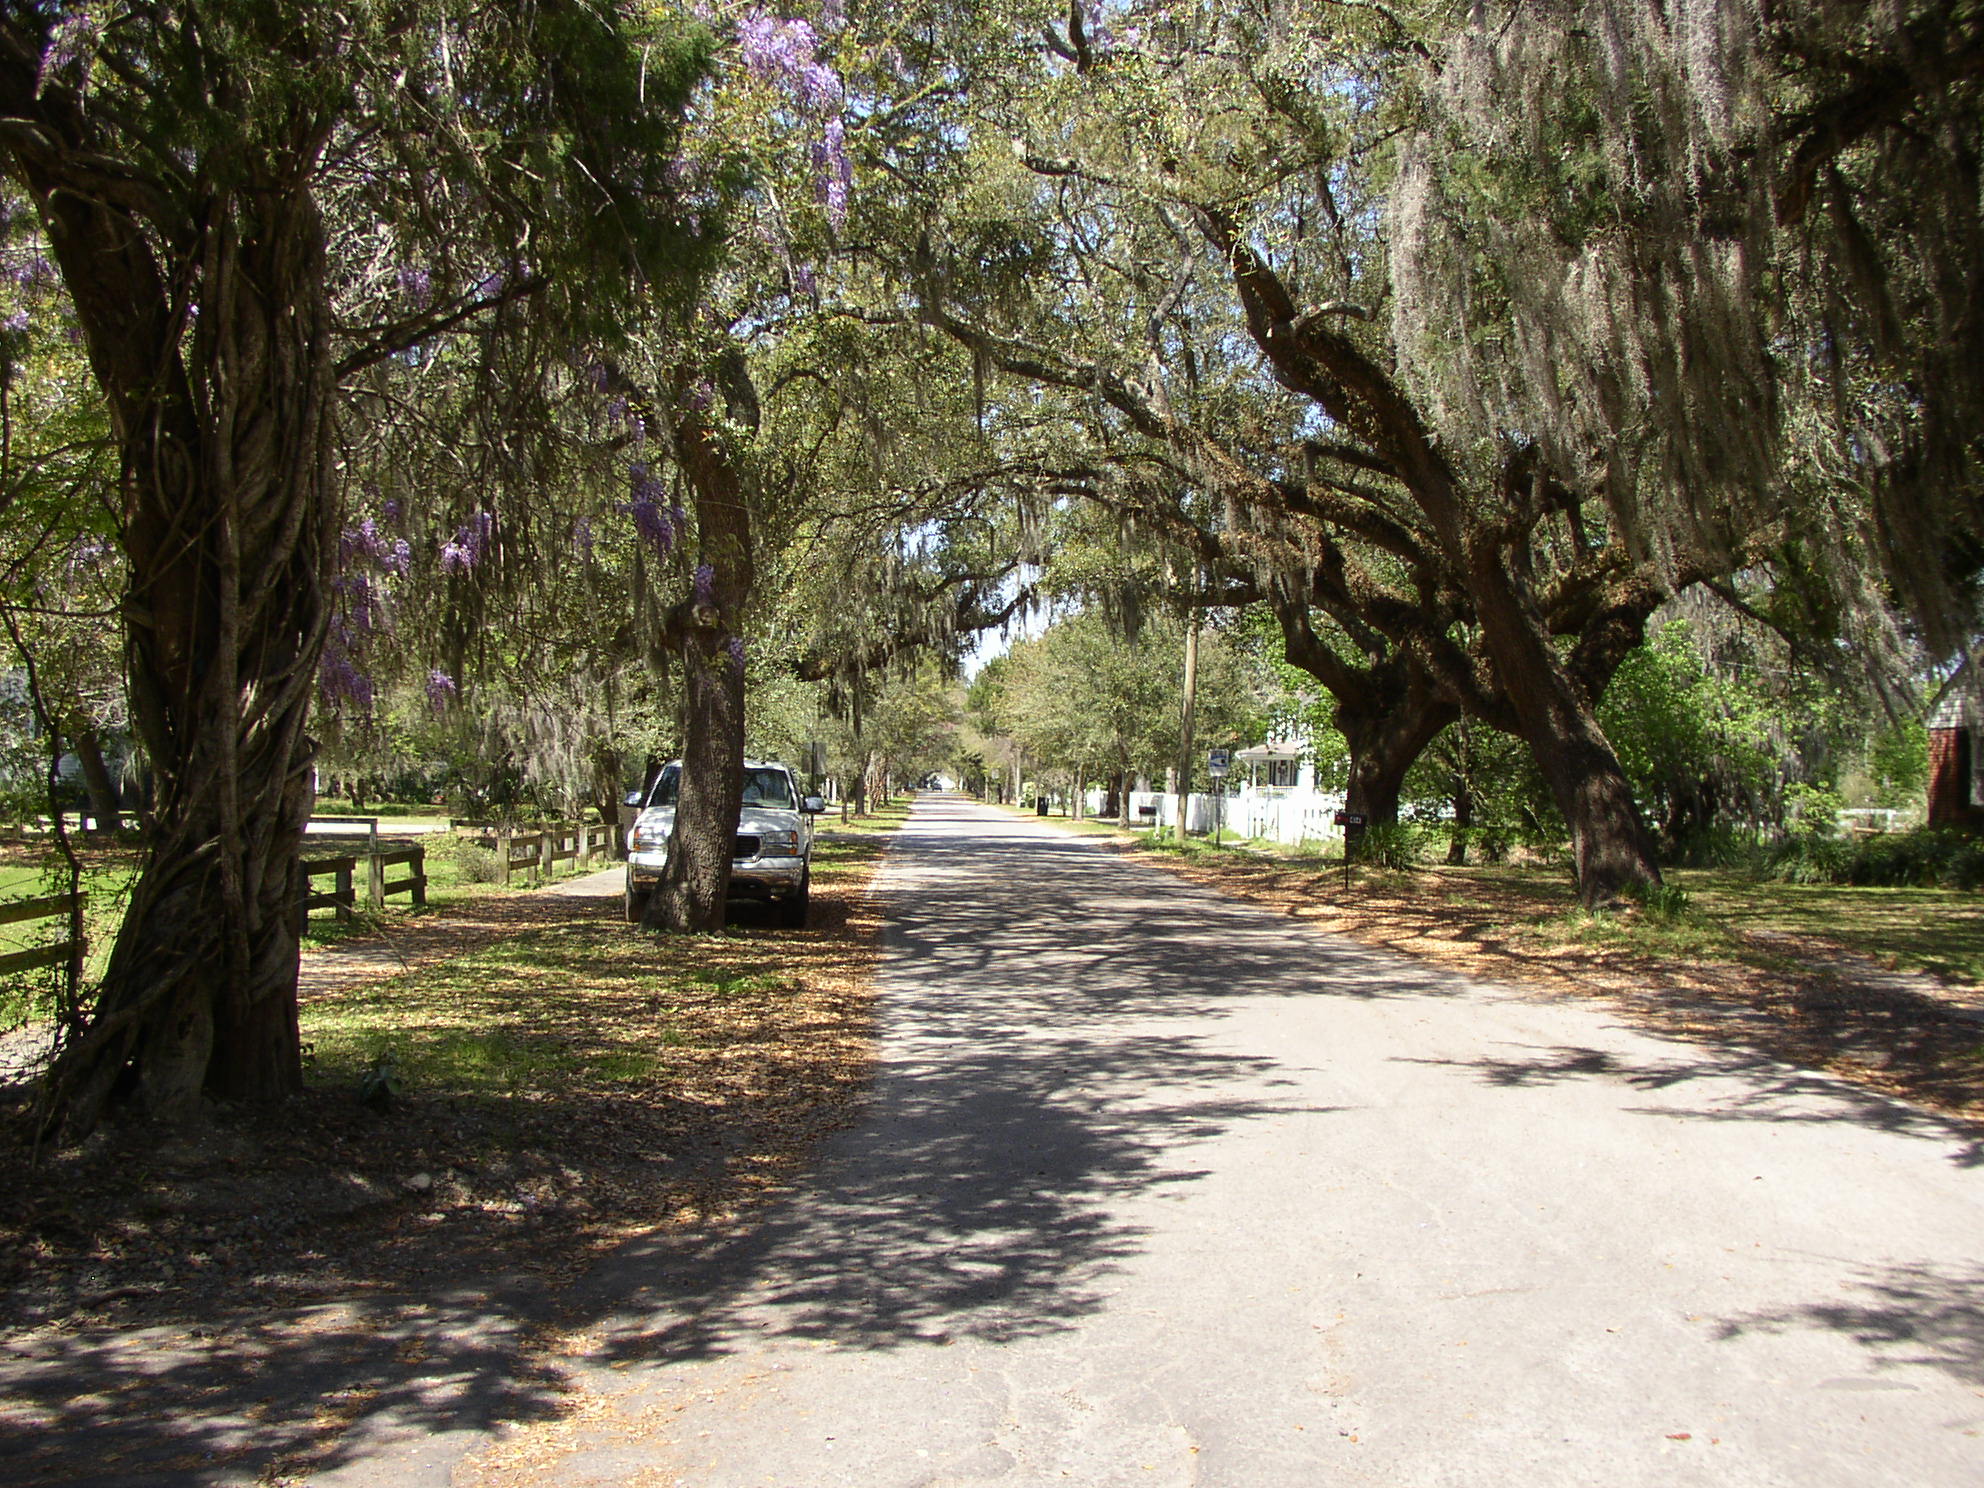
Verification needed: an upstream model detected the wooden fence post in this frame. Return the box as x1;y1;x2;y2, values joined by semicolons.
539;828;554;884
497;826;512;886
334;862;354;923
367;850;385;908
411;845;427;907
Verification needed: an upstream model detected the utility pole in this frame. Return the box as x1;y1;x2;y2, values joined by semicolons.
1174;610;1200;837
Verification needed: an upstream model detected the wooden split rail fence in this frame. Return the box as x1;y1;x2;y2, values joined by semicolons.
298;845;428;928
0;892;86;981
455;820;608;887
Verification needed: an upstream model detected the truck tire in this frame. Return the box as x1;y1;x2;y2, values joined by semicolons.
777;870;810;928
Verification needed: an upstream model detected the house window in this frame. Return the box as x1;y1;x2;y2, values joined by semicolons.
1266;758;1298;789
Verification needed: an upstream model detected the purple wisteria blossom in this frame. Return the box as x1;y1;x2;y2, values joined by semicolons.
813;116;853;224
37;13;100;95
319;504;421;714
1;310;27;335
396;265;433;306
693;563;716;606
625;500;675;556
439;511;496;573
426;669;458;709
573;517;595;559
726;636;747;674
341;517;412;573
332;571;381;637
796;59;841;110
3;254;56;289
739;11;818;82
318;643;376;712
736;8;853;226
621;462;676;557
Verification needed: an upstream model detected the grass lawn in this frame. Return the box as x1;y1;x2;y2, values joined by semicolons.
1063;816;1984;990
0;852;138;1016
302;802;916;1092
1669;871;1984;984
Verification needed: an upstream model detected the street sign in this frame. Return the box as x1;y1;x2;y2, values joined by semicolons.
1334;810;1367;827
1207;748;1231;778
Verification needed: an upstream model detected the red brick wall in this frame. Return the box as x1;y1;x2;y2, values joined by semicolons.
1928;727;1978;828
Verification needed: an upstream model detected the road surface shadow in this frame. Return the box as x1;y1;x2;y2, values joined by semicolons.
1398;1041;1984;1169
1712;1260;1984;1389
579;802;1372;1368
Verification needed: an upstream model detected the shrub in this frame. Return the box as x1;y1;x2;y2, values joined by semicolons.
1355;821;1427;870
1622;879;1692;920
1762;827;1984;889
428;835;504;885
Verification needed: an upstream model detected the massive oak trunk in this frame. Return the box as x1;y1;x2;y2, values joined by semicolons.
1336;684;1456;827
1467;542;1660;905
1273;602;1455;827
648;402;755;933
30;166;334;1135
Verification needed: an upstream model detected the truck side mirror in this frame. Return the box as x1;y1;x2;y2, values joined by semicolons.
802;795;826;815
624;790;644;807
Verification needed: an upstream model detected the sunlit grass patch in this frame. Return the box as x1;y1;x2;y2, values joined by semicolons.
1670;871;1984;983
300;930;684;1096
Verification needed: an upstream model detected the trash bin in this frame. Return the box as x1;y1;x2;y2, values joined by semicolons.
1036;796;1049;816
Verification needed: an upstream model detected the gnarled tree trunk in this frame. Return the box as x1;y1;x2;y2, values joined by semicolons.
30;166;334;1136
1468;542;1659;905
1273;601;1456;828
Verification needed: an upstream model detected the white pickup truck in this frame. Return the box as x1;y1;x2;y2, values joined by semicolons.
624;759;825;927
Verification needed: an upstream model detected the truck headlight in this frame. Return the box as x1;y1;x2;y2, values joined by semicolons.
761;830;800;857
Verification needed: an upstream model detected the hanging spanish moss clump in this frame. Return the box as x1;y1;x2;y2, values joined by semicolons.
1391;0;1984;655
1390;0;1780;574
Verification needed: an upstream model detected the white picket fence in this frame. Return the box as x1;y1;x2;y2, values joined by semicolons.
1098;787;1350;846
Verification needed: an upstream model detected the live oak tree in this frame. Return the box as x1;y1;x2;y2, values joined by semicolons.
3;0;713;1136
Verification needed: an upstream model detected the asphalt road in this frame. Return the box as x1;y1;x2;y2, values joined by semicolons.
347;792;1983;1486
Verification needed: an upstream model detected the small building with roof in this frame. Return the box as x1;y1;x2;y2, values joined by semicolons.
1927;666;1984;829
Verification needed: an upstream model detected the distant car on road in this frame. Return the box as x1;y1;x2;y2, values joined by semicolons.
624;759;825;927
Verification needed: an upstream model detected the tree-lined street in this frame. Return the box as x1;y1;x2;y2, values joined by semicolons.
304;794;1984;1486
1;2;1980;1477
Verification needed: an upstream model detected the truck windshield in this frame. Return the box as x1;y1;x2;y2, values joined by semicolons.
646;764;793;809
740;768;793;808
